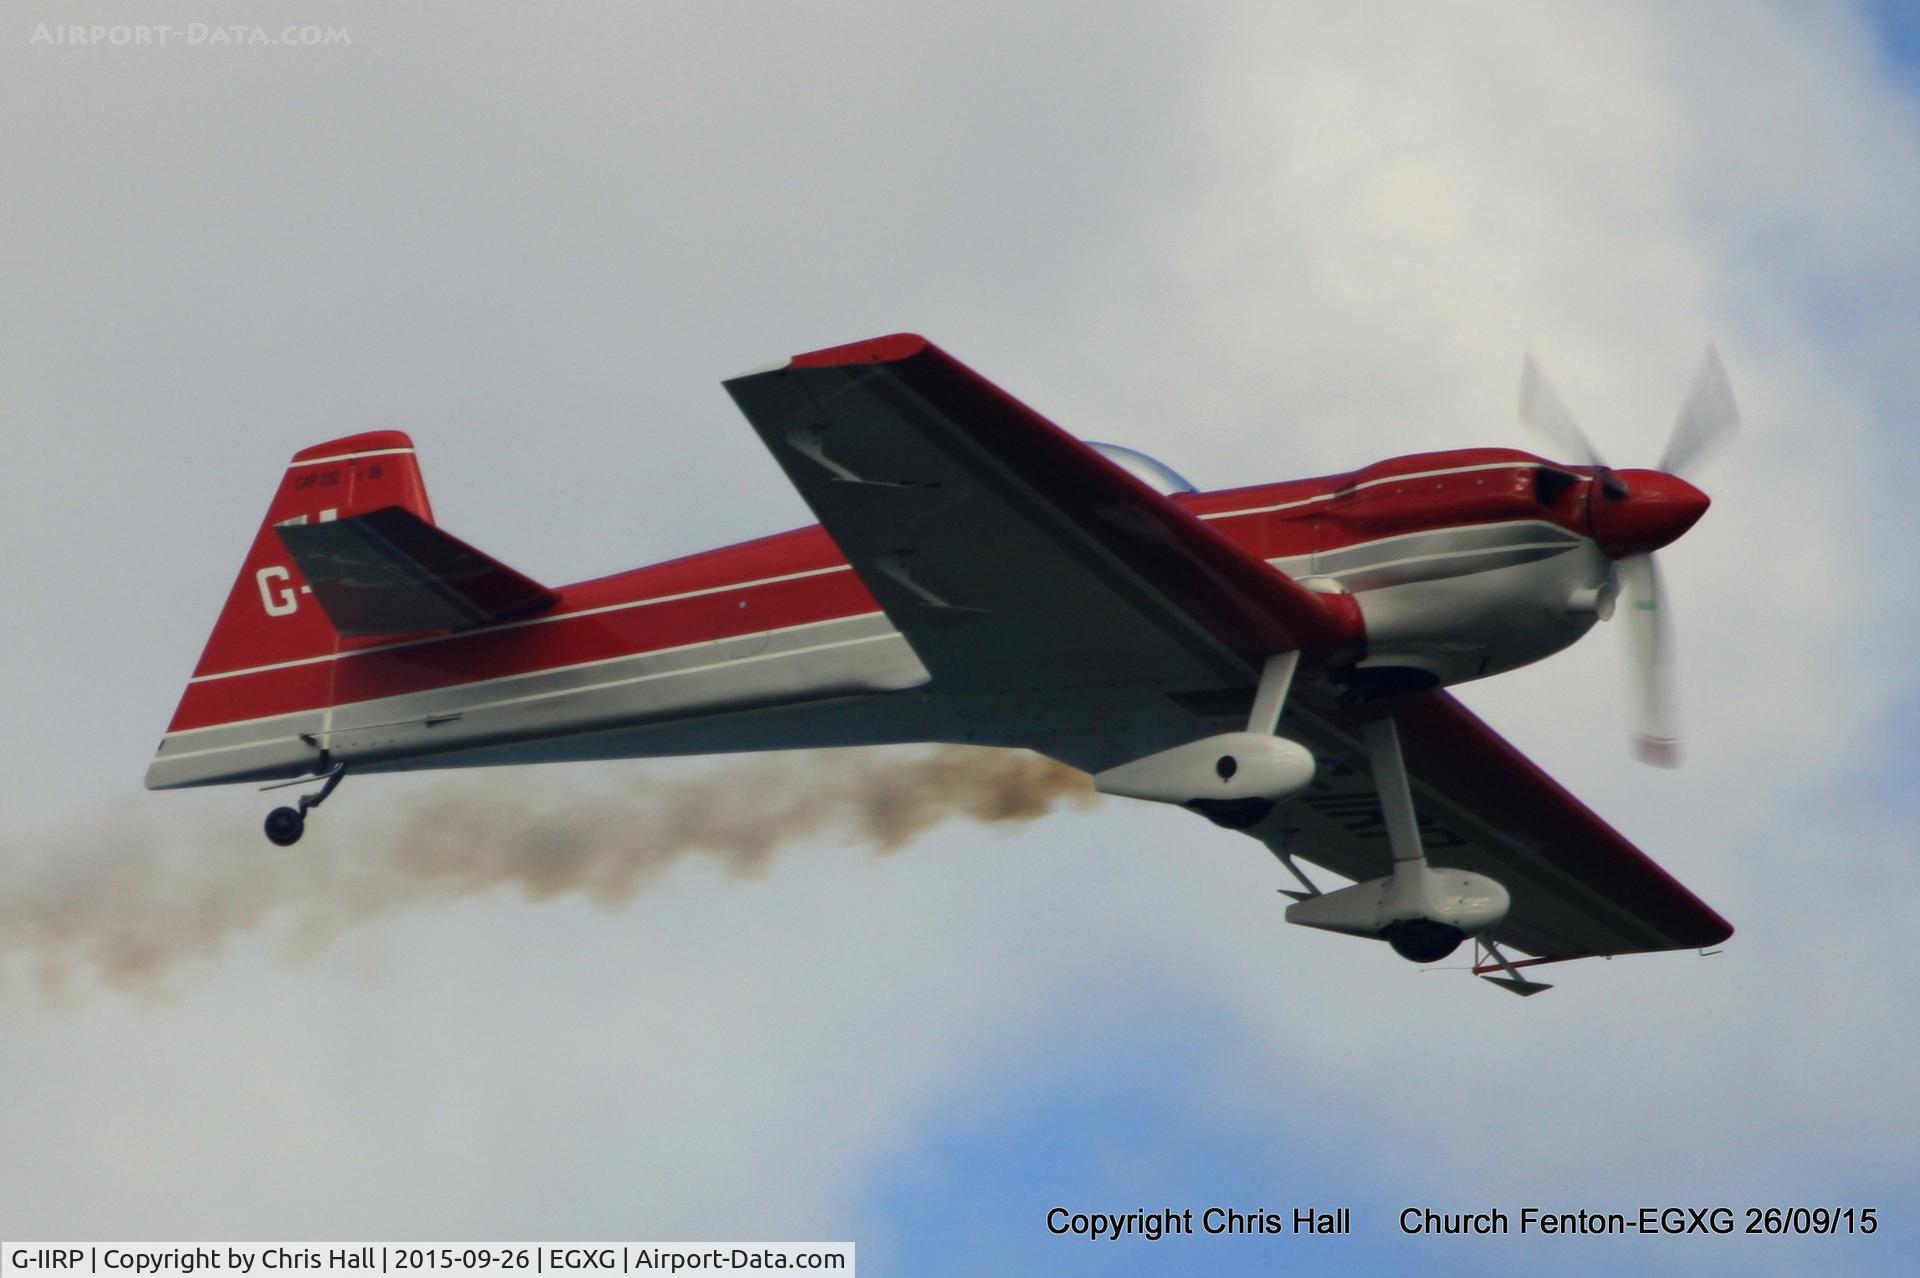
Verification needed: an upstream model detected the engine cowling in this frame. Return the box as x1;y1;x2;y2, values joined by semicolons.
1093;732;1315;829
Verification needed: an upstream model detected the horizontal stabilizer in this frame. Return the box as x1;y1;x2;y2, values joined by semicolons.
276;506;557;636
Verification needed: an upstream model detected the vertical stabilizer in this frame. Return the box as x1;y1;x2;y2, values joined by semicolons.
147;431;434;786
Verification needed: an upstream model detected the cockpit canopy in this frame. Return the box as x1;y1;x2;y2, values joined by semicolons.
1088;442;1197;495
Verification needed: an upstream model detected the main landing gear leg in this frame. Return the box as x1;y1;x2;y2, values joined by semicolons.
1248;652;1331;899
1362;717;1461;962
262;762;346;847
1247;651;1300;736
1285;716;1513;968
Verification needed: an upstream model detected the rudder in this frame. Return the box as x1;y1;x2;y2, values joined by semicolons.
147;430;435;786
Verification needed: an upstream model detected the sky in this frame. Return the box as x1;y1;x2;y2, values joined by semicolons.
3;1;1918;1273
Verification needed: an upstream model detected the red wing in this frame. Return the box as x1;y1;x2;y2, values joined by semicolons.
724;334;1358;697
1278;687;1732;959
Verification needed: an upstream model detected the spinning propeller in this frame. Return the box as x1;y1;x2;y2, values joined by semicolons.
1519;349;1738;766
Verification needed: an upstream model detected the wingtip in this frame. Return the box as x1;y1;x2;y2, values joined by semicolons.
789;332;929;368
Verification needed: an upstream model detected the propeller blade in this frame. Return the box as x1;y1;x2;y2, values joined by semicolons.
1617;553;1681;766
1660;345;1739;476
1519;354;1608;469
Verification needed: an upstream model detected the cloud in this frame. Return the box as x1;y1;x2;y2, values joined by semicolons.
1037;0;1920;1233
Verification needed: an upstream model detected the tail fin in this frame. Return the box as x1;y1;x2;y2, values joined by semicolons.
148;431;434;785
189;431;435;681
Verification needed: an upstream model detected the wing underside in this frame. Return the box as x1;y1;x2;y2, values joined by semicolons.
726;333;1729;963
1272;687;1731;959
723;334;1356;701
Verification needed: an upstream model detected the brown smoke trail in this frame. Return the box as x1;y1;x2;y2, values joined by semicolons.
1;746;1095;1007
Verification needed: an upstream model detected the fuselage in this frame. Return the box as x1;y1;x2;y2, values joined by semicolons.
147;447;1633;789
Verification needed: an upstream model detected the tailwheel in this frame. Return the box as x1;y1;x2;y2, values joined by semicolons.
260;762;345;847
264;806;305;846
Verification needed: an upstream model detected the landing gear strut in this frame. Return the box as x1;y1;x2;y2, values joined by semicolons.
1364;717;1472;963
1092;652;1315;823
262;762;346;846
1284;715;1513;965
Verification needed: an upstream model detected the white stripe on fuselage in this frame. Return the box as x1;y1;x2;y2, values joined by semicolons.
1197;461;1540;522
180;517;1581;736
198;462;1536;683
157;620;906;764
164;610;889;740
189;562;856;684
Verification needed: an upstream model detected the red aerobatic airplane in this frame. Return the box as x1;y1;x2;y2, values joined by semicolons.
148;333;1738;993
